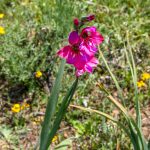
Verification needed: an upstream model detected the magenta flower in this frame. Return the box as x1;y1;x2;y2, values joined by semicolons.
80;26;104;55
68;31;79;45
57;23;104;76
57;31;91;70
76;57;99;76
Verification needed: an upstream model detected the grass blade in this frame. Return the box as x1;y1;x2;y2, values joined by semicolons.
98;47;125;107
130;117;148;150
126;32;141;130
40;59;66;150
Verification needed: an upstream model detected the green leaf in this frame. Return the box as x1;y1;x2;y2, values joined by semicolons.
129;117;149;150
148;140;150;150
126;33;141;129
71;120;85;135
40;59;65;150
46;78;78;149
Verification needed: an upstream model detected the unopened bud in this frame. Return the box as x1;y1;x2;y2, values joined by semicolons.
86;14;95;21
73;18;79;26
81;14;95;23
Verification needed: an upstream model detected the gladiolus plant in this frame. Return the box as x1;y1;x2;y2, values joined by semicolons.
39;15;104;150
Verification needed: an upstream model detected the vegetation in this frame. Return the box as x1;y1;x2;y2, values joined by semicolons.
0;0;150;149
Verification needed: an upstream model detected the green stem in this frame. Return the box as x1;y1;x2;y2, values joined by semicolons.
126;32;141;130
98;47;126;107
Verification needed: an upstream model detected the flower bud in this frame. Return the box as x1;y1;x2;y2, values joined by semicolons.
86;14;95;21
81;14;95;23
73;18;79;27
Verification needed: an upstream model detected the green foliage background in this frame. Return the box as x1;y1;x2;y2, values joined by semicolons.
0;0;150;149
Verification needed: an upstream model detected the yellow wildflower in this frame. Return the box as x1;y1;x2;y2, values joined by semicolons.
11;104;21;113
0;26;5;34
52;135;58;143
141;72;150;81
137;81;146;88
35;71;42;78
0;14;4;19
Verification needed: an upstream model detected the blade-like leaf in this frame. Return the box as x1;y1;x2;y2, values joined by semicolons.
129;117;148;150
126;32;141;130
107;95;128;116
45;78;78;149
98;46;125;107
40;59;65;150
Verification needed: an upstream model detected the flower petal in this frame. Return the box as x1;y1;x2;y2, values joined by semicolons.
57;45;71;59
68;31;79;45
81;26;97;34
85;57;99;73
75;69;85;76
93;32;104;45
81;26;104;46
66;50;77;64
73;53;87;70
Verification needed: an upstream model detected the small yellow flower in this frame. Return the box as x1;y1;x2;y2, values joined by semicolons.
0;26;5;34
52;135;58;143
35;71;42;78
141;72;150;81
0;14;4;19
137;81;146;88
11;104;21;113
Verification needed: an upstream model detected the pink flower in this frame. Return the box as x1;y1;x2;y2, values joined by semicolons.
57;31;91;70
80;26;104;55
68;31;79;45
57;26;104;76
76;57;99;76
